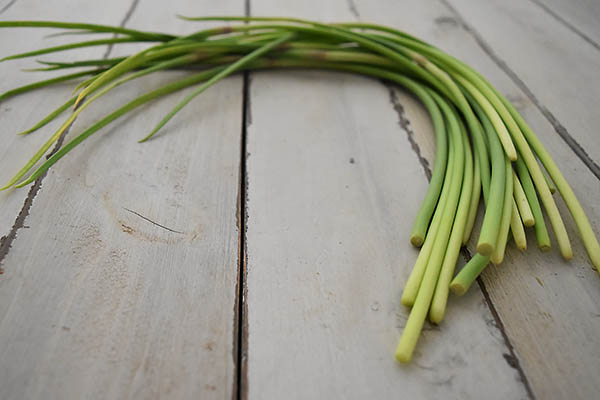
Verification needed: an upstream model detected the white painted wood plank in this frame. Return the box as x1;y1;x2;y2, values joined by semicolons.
447;0;600;170
0;0;133;242
351;1;600;399
0;1;244;399
533;0;600;47
245;1;528;399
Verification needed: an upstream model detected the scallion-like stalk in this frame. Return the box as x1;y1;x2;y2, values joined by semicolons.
0;16;598;363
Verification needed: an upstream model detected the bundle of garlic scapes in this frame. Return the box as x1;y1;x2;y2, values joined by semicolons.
0;16;598;363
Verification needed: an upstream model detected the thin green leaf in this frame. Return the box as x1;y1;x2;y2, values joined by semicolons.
140;32;295;142
0;69;100;102
13;67;227;189
0;21;175;41
6;54;203;186
0;38;146;62
27;57;125;71
19;97;76;135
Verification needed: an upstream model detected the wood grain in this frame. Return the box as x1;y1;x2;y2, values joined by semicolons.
244;1;529;399
0;1;244;399
353;0;600;398
530;0;600;48
1;1;599;399
447;0;600;175
0;0;133;245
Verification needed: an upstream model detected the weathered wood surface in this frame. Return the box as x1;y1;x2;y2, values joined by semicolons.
354;0;600;399
531;0;600;49
0;0;134;246
0;1;244;399
448;0;600;176
245;0;600;399
0;0;599;399
245;70;528;399
244;1;527;399
434;1;600;398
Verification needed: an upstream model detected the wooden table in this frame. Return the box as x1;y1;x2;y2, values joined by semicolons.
1;1;598;399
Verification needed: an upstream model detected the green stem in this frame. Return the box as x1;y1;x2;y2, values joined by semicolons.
463;92;505;256
139;32;296;142
502;96;598;267
400;105;455;307
0;38;145;62
429;114;473;324
407;87;448;247
510;198;527;251
0;69;100;102
513;169;535;227
19;97;76;136
450;253;490;295
491;158;514;264
0;20;175;41
2;54;201;189
453;75;516;161
514;154;551;251
13;67;227;188
396;91;465;363
462;144;481;245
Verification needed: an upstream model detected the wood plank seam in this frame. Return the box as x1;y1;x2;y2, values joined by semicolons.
0;167;45;275
387;85;433;180
234;4;251;400
234;70;250;400
0;0;141;273
527;0;600;52
388;83;534;397
463;248;536;399
360;19;521;396
360;25;574;395
440;0;600;180
238;1;531;396
345;0;360;19
102;0;140;58
0;0;17;15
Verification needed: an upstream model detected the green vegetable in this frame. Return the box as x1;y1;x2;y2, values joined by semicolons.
1;16;598;364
